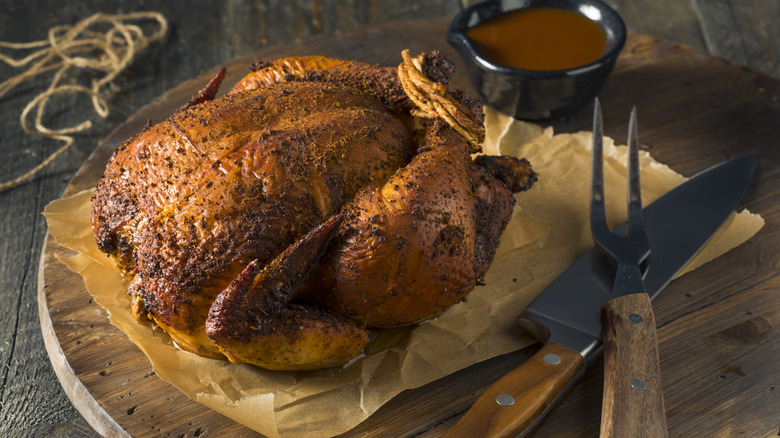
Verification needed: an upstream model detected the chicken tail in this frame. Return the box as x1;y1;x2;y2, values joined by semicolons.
473;155;537;193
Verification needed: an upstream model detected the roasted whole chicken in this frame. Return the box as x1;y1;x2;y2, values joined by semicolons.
92;50;536;370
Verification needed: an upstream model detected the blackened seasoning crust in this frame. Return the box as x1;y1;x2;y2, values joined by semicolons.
91;52;535;370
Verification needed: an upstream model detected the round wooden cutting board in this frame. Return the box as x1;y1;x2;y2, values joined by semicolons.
39;18;780;438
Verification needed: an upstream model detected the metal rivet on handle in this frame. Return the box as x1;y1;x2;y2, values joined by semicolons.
631;379;648;390
629;313;644;324
496;394;515;406
543;353;561;365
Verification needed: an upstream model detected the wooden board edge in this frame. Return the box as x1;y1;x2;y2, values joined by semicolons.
37;234;131;438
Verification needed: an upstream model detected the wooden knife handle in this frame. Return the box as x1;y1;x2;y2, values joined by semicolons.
443;342;585;438
600;293;668;438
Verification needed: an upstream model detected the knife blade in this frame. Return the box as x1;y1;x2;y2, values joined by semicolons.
443;155;757;438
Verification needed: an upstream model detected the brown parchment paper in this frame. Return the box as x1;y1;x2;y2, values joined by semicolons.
44;108;764;438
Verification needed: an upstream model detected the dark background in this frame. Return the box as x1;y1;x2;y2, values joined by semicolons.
1;1;777;437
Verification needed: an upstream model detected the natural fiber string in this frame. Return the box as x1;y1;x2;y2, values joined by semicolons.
0;12;168;191
397;49;485;152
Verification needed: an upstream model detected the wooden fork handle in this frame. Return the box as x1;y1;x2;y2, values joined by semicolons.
600;293;668;437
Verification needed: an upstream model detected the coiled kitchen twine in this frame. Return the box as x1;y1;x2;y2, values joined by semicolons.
0;12;168;191
397;49;485;153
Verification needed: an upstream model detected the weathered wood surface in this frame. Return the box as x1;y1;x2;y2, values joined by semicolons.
1;1;779;437
36;22;780;438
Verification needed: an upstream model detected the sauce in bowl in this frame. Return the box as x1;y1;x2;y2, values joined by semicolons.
467;8;607;71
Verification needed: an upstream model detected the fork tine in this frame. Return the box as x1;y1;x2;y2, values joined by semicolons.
591;98;609;239
626;107;645;239
591;102;650;295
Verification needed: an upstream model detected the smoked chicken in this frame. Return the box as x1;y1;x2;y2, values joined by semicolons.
92;50;536;370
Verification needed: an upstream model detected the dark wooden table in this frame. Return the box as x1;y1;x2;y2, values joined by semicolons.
1;1;778;437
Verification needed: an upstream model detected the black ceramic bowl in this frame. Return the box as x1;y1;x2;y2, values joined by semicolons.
447;0;626;120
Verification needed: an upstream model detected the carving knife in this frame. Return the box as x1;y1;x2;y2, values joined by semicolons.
443;155;757;437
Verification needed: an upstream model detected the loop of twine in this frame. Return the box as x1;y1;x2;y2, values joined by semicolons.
397;49;485;153
0;12;168;191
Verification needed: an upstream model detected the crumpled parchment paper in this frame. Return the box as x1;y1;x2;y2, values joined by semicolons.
44;108;764;437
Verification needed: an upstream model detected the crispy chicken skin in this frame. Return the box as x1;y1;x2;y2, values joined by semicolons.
310;122;533;327
92;51;536;370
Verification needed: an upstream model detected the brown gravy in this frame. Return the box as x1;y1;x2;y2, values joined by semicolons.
467;8;607;71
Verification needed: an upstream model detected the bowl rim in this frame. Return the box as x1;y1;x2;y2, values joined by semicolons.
447;0;627;78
